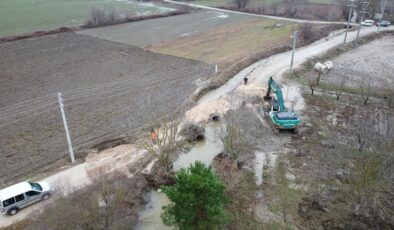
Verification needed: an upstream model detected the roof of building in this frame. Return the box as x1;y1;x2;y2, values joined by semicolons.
0;181;32;201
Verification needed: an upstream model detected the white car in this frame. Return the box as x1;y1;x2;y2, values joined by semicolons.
0;181;52;215
361;20;374;26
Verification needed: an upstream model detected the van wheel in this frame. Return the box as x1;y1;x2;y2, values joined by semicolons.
8;208;18;216
42;194;50;200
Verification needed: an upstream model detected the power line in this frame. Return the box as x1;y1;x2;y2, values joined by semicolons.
0;63;211;115
0;93;56;114
63;68;202;101
64;75;196;106
0;102;58;120
0;105;58;128
61;63;209;96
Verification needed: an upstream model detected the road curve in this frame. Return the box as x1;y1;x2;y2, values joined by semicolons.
188;27;393;122
1;23;392;230
164;0;350;25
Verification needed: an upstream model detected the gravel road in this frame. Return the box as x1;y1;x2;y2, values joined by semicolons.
0;144;147;228
163;0;350;25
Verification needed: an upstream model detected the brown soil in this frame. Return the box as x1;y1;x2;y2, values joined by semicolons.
0;32;212;185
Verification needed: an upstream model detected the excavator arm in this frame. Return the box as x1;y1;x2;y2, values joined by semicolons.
264;77;285;112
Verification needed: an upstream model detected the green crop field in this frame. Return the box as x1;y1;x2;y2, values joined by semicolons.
0;0;174;37
180;0;334;7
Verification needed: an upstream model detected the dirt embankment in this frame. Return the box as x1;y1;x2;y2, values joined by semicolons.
0;32;213;185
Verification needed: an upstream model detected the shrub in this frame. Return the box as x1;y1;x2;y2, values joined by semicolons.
87;6;121;28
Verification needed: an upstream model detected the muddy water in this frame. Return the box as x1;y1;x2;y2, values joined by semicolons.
137;123;224;228
136;191;172;230
254;151;278;186
282;84;305;112
173;123;224;170
255;152;265;186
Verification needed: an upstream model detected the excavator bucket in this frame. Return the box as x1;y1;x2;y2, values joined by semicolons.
263;95;272;101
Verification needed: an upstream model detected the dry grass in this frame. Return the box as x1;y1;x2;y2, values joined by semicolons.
147;19;295;69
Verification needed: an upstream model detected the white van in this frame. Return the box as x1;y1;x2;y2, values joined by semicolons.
0;181;52;215
361;19;374;26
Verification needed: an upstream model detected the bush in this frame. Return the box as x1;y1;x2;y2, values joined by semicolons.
86;6;121;28
234;0;248;9
161;161;228;229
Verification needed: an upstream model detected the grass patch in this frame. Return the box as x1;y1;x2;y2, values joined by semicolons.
309;0;333;4
189;0;232;7
213;157;265;229
149;19;295;68
0;0;174;37
268;161;303;218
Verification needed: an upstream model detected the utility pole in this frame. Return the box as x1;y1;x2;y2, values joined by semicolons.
58;92;75;163
344;0;356;45
377;0;387;31
290;30;298;73
356;1;369;41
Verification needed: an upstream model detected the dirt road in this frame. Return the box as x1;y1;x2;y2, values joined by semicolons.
1;25;391;228
190;27;394;122
163;0;350;25
0;144;148;228
78;10;257;46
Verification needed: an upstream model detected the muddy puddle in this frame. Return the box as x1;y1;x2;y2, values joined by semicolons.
173;123;224;170
136;191;172;230
282;84;305;112
137;122;224;228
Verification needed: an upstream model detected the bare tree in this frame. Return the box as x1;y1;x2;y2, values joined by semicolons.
299;23;316;44
346;108;392;152
307;74;318;95
334;76;347;101
139;117;181;171
216;97;264;161
234;0;248;9
270;0;279;14
359;75;372;105
87;6;120;27
283;0;307;17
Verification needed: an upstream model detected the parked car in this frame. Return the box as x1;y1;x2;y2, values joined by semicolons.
361;19;374;26
376;21;391;27
0;181;51;215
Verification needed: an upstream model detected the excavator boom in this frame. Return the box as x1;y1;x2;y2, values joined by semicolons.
265;77;286;112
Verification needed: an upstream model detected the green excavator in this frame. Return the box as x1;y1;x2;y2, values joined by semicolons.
263;76;300;133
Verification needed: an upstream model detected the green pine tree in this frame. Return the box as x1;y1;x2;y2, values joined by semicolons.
161;161;228;230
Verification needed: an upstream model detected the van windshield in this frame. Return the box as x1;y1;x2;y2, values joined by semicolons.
28;181;42;191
